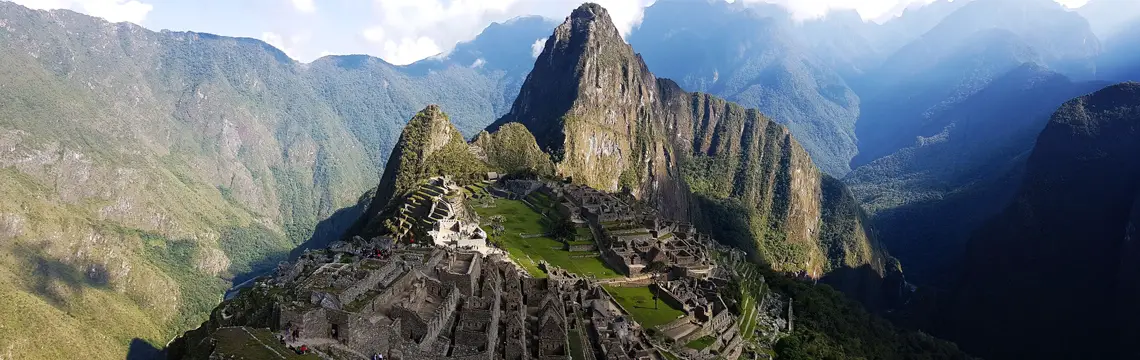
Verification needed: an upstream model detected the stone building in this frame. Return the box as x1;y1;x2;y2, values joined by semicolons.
269;246;683;360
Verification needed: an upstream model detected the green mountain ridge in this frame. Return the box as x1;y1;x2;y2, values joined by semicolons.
0;2;540;358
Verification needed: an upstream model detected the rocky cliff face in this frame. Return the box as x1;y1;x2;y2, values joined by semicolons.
492;3;886;279
942;82;1140;359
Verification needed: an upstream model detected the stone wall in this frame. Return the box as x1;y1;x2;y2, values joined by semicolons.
340;266;390;305
568;243;597;252
419;286;461;350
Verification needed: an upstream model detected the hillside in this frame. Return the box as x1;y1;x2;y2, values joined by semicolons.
940;82;1140;359
0;2;542;358
490;3;888;284
844;64;1108;283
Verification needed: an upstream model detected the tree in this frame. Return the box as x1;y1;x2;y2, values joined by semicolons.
550;217;576;243
489;215;506;237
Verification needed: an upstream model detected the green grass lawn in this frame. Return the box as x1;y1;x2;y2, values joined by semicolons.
604;285;685;329
475;199;621;279
567;329;587;360
212;327;320;359
685;335;716;350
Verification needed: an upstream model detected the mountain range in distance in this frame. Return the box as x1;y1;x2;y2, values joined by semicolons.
0;0;1139;359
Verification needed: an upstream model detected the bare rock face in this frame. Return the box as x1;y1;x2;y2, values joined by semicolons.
491;3;887;278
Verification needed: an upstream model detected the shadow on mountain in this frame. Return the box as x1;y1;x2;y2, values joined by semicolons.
11;241;111;309
289;191;374;260
125;338;164;360
821;263;907;314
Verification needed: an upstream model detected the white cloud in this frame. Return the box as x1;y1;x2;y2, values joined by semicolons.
470;58;486;68
11;0;153;24
360;0;655;65
261;31;310;59
740;0;1090;22
531;37;546;58
1056;0;1090;8
736;0;935;21
290;0;315;13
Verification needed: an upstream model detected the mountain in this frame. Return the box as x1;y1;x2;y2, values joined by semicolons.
940;82;1140;359
627;0;863;176
844;64;1108;284
872;0;971;51
353;105;489;236
0;2;543;358
851;0;1100;168
168;103;971;360
490;3;889;285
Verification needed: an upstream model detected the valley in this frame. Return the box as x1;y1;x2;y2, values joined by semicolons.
0;0;1138;358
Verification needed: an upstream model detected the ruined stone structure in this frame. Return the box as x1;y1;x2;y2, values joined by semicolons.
597;213;715;277
267;245;676;360
393;176;488;249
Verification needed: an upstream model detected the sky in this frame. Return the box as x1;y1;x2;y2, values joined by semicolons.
6;0;1094;65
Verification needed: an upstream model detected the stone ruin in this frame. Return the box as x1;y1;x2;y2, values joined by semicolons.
393;176;489;250
270;245;666;359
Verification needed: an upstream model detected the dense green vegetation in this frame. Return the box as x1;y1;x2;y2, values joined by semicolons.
471;123;555;177
753;268;972;359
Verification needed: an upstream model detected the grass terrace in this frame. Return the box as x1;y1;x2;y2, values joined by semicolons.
474;199;620;279
738;290;758;341
571;227;595;242
604;285;686;330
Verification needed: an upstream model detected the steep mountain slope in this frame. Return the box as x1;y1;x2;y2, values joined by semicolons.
941;82;1140;359
852;0;1100;168
844;64;1108;283
629;0;862;176
0;2;538;358
490;3;888;281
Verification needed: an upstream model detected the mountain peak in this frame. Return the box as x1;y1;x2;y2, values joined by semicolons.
549;2;623;49
572;2;610;21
